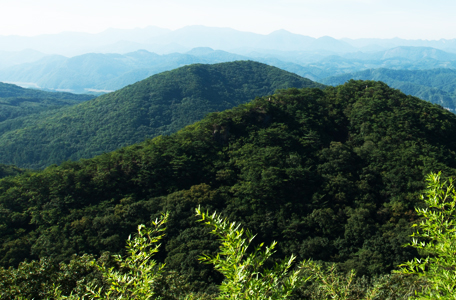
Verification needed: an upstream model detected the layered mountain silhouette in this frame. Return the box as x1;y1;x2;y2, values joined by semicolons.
4;45;456;93
0;49;249;93
2;25;456;56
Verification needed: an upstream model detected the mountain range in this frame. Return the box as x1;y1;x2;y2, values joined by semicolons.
0;48;248;93
3;46;456;94
3;26;456;57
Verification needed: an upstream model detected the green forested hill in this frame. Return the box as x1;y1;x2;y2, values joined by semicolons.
0;82;94;122
0;61;324;169
1;80;456;292
320;68;456;111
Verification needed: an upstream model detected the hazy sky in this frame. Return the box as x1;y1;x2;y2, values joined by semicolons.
0;0;454;40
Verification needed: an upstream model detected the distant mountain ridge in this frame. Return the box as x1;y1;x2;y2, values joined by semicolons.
320;68;456;111
0;49;47;69
0;61;324;169
0;49;249;93
2;25;456;57
342;46;456;61
3;45;456;94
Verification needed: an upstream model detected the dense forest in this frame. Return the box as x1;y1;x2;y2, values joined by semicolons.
0;82;94;122
0;61;324;169
2;80;456;297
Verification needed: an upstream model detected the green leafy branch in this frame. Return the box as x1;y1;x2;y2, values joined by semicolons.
398;172;456;299
195;206;310;300
86;212;169;300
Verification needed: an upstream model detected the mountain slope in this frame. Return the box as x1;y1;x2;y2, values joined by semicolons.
0;61;324;169
1;80;456;291
320;68;456;110
0;82;94;122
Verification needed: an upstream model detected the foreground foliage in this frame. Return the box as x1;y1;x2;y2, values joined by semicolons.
196;207;308;299
399;172;456;299
0;205;428;300
0;254;100;299
86;213;169;299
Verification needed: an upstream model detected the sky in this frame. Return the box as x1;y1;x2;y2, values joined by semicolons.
0;0;455;40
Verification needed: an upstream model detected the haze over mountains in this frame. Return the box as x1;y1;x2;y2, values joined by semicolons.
3;45;456;95
2;25;456;100
0;48;249;93
3;25;456;56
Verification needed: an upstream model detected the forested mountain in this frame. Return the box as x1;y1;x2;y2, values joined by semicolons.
1;80;455;294
0;82;94;122
0;61;323;169
320;68;456;111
